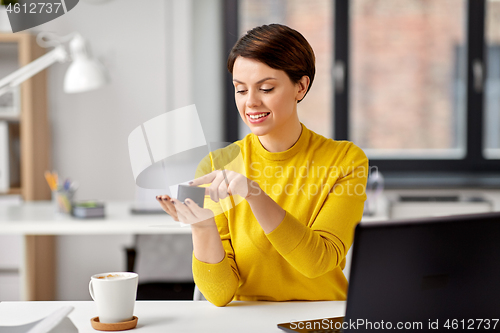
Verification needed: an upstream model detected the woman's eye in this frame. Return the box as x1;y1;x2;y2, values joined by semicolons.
236;90;247;94
261;88;274;93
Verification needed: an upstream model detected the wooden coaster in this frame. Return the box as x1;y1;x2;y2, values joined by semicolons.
91;316;138;331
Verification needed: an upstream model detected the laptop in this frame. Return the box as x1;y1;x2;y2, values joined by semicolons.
278;211;500;332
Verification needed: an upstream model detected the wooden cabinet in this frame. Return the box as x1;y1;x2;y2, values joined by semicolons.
0;32;54;301
0;32;51;201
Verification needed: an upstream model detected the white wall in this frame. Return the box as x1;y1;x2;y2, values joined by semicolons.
28;0;223;202
193;0;224;143
30;1;168;202
19;0;224;300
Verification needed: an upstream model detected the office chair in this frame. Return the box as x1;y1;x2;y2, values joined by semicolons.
125;234;196;300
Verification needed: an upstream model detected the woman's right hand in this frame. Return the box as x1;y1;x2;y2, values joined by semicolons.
156;195;215;228
156;195;179;221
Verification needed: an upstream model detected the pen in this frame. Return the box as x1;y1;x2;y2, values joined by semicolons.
69;181;79;191
52;171;58;187
44;171;57;191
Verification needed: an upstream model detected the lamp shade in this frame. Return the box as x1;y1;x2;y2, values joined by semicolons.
63;34;107;93
63;57;107;93
0;32;107;97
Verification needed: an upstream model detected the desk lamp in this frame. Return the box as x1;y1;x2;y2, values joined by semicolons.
0;31;107;97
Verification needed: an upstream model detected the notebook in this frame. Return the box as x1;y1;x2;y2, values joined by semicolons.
278;211;500;332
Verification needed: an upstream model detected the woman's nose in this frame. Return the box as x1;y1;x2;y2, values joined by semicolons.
245;90;261;108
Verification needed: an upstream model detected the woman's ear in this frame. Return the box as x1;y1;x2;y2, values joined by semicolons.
295;75;310;102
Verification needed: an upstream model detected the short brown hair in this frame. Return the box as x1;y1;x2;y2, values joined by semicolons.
227;24;316;102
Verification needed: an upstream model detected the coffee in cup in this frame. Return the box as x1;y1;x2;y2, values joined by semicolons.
89;272;138;324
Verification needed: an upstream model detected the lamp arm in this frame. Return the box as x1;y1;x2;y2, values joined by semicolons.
0;46;68;96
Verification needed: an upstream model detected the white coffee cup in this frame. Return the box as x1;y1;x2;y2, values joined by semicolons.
89;272;138;324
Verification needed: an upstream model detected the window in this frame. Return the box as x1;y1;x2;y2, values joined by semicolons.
350;0;467;159
225;0;500;182
236;0;333;140
485;0;500;159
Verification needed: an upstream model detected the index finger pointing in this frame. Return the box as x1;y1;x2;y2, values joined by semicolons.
189;171;218;186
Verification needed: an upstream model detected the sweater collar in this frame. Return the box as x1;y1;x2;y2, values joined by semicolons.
251;123;309;161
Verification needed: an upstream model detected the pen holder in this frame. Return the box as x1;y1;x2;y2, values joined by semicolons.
52;188;75;214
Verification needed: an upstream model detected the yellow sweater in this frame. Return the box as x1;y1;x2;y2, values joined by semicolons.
193;123;368;307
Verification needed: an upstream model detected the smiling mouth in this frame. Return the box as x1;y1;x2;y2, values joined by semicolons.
247;112;270;120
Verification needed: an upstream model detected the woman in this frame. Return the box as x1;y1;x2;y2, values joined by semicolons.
156;24;368;307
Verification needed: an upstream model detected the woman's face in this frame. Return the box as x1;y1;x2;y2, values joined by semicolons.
232;57;308;137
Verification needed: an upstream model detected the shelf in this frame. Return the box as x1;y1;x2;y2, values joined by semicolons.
1;31;52;302
0;117;20;122
0;187;21;196
7;187;21;195
0;32;31;43
0;32;50;201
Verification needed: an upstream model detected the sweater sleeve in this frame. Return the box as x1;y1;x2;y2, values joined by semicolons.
191;152;240;307
265;144;368;279
192;210;240;306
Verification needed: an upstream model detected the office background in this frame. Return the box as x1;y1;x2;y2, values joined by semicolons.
0;0;224;301
0;0;499;301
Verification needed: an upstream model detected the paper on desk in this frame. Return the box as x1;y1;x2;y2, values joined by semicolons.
0;306;77;333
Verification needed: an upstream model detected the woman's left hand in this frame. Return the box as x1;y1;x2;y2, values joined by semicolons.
189;170;261;202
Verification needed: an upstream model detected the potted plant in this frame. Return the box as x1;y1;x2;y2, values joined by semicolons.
0;0;18;33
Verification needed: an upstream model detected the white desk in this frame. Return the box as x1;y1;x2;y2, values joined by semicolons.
0;300;346;332
0;202;186;301
0;200;388;234
0;201;386;302
0;201;187;235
